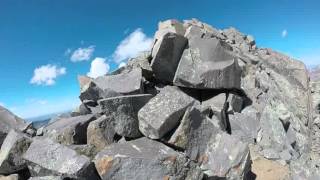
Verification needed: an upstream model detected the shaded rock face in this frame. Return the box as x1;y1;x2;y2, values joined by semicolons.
94;138;203;180
0;106;29;146
0;18;318;179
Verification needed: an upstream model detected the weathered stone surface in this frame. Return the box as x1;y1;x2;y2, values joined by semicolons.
0;174;18;180
87;115;117;151
44;114;96;145
0;106;28;146
28;176;63;180
200;133;251;179
23;138;99;179
93;68;143;95
229;112;260;143
138;86;197;139
98;94;153;138
173;26;242;89
0;130;32;174
71;103;91;117
94;137;203;180
154;19;185;41
151;32;187;82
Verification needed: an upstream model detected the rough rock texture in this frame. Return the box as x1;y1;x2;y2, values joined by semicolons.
1;18;319;179
87;115;117;151
0;106;28;146
0;130;32;174
173;26;242;89
43;114;96;145
23;138;99;179
94;137;203;180
98;94;153;138
138;86;197;139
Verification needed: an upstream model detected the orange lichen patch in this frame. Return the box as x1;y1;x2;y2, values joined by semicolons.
96;156;114;175
198;154;209;164
163;175;170;180
251;157;290;180
164;156;177;164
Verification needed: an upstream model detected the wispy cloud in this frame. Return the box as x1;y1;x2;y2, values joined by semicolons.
30;64;66;86
70;45;95;62
0;102;5;107
281;29;288;38
87;57;110;78
26;98;48;105
64;48;72;56
113;28;152;64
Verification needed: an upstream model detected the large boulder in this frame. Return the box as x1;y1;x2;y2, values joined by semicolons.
200;133;251;179
23;138;100;179
94;137;203;180
43;114;96;145
0;130;32;174
151;32;187;83
173;26;242;89
98;94;153;138
87;115;117;151
138;86;197;139
0;106;28;146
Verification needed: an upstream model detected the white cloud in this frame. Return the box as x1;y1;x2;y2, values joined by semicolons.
87;57;110;78
113;28;152;64
282;29;288;38
30;64;66;86
118;62;126;68
64;48;72;56
70;45;95;62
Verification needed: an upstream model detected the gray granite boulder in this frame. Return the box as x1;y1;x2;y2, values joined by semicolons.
173;26;242;89
23;138;100;179
0;174;19;180
151;32;187;82
0;106;28;146
43;114;96;145
200;133;251;179
28;176;63;180
93;68;143;95
0;130;32;174
98;94;153;138
94;137;203;180
138;86;197;139
87;115;117;151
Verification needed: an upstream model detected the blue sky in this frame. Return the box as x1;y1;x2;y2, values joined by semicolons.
0;0;319;119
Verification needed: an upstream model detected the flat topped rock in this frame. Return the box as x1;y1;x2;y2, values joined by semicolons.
94;137;203;180
98;94;153;138
93;68;143;95
173;26;242;89
138;86;197;139
23;138;99;179
44;114;95;145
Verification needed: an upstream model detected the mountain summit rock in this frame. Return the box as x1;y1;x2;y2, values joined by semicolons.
0;18;319;179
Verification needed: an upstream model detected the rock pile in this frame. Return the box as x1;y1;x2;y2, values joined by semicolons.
0;19;318;179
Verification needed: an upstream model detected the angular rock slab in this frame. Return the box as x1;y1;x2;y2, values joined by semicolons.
138;86;197;139
151;32;187;82
173;26;242;89
0;105;28;146
0;174;19;180
28;176;63;180
23;138;99;179
200;133;251;179
0;130;32;174
94;137;203;180
229;112;260;143
87;115;117;151
98;94;153;138
93;68;143;95
44;114;95;145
